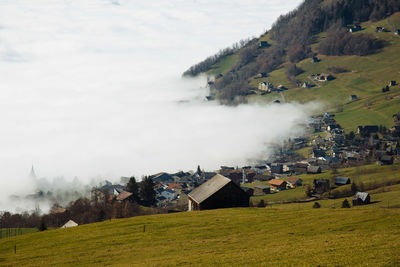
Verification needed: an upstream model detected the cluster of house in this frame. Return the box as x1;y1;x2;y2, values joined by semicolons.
82;109;400;212
257;81;287;94
382;80;396;92
347;24;400;35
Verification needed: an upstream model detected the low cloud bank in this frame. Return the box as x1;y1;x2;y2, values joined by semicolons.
0;0;307;212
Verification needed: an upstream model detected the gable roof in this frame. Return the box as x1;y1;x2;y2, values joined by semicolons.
62;220;78;228
116;191;133;201
287;177;301;184
187;174;231;204
335;177;350;185
353;192;369;201
269;179;286;186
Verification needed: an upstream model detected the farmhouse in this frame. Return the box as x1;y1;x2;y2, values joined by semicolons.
259;41;270;48
187;174;249;211
286;177;302;188
352;192;370;206
316;73;333;81
268;179;287;191
313;179;330;194
61;220;78;228
294;163;309;174
116;191;135;202
253;185;271;195
335;177;351;186
307;165;321;174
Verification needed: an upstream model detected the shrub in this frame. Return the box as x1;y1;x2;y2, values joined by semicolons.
342;199;351;208
313;202;321;208
257;200;266;208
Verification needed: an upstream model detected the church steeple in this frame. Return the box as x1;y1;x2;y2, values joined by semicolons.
29;165;37;180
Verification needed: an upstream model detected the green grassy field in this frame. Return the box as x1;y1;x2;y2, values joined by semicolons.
1;205;400;266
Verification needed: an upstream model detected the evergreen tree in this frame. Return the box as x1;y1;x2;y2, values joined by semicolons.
351;182;359;194
126;176;138;195
342;199;351;208
139;176;156;206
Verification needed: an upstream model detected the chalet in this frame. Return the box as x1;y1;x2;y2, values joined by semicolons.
268;179;287;191
316;73;333;81
116;191;135;202
228;169;243;185
375;26;386;32
307;165;321;174
335;177;351;186
61;220;78;228
302;81;311;88
294;162;308;174
395;29;400;35
256;72;267;78
357;125;379;135
253;185;270;195
347;24;361;32
253;173;272;181
286;177;303;188
259;41;270;48
389;80;396;86
313;179;330;194
270;163;283;174
187;174;249;211
277;85;287;90
313;149;326;158
352;192;370;206
258;82;273;91
379;155;394;165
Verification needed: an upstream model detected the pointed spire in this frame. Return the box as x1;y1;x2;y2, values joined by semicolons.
29;165;37;179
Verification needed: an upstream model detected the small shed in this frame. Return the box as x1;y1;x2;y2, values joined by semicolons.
352;192;370;206
187;174;249;211
335;177;351;186
350;95;358;100
389;80;396;86
307;165;321;174
61;220;78;228
253;185;271;195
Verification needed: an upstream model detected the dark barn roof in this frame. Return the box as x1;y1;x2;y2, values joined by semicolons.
187;174;231;204
335;177;351;185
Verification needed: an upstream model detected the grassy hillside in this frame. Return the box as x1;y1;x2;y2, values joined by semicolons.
245;163;400;204
1;204;400;266
208;12;400;132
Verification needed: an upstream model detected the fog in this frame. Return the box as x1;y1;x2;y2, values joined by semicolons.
0;0;313;211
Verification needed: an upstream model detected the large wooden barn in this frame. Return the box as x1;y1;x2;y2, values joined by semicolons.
187;174;249;211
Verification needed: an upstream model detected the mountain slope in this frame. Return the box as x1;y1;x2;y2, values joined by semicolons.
185;0;400;131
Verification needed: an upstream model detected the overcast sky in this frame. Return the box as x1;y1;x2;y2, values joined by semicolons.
0;0;309;196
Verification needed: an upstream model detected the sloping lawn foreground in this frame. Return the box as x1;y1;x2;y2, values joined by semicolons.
1;207;399;266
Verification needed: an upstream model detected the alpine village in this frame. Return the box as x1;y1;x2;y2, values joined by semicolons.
1;0;400;266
